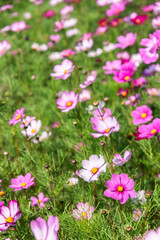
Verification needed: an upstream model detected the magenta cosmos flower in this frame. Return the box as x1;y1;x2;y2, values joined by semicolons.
8;108;25;126
144;226;160;240
116;33;137;49
9;173;34;191
72;202;94;220
0;40;11;57
50;59;74;80
56;91;78;112
91;116;120;138
132;105;153;125
30;215;59;240
0;200;22;231
31;193;50;208
113;61;136;83
112;151;132;166
139;30;160;64
79;154;108;183
104;173;136;204
137;118;160;139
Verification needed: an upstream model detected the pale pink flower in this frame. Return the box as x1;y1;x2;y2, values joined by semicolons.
20;116;36;128
79;90;91;102
144;226;160;240
63;18;77;28
0;40;11;57
50;34;61;43
56;91;78;112
146;88;160;96
31;193;49;208
54;20;64;32
50;59;74;80
102;60;121;74
79;72;97;88
106;2;125;17
116;33;137;49
152;16;160;29
10;21;27;32
72;202;94;220
60;5;74;16
112;151;132;166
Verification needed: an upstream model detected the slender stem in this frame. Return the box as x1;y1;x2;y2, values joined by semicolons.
105;137;113;174
110;134;115;155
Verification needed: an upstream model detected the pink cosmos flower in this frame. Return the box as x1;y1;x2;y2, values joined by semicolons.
9;173;34;191
95;26;108;35
52;121;60;128
50;59;74;80
131;15;148;25
60;5;74;16
43;10;55;18
0;201;4;208
131;105;153;125
10;21;27;32
0;4;13;12
143;5;154;12
132;77;148;88
81;32;93;40
54;20;64;32
152;16;160;29
117;88;129;98
96;0;108;7
0;179;2;187
79;90;91;102
75;39;94;52
90;108;112;123
113;61;136;83
139;30;160;64
72;202;94;220
144;226;160;240
8;108;25;126
61;49;75;57
146;88;160;96
124;94;141;107
112;151;132;166
30;215;59;240
0;200;22;231
56;91;78;112
137;118;160;139
110;18;119;27
0;40;11;57
79;154;108;183
133;209;142;222
116;33;137;49
21;120;41;138
106;2;125;17
50;34;61;43
104;173;136;204
91;116;120;138
102;60;121;74
31;193;49;208
79;71;97;89
20;116;36;128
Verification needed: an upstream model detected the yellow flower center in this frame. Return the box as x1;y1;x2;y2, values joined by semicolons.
150;129;156;134
24;120;29;124
38;199;42;203
115;9;120;13
135;19;141;24
122;91;127;97
105;128;110;133
21;182;26;187
66;101;72;107
124;76;130;81
82;212;87;217
117;186;124;192
68;182;73;186
64;69;68;74
0;191;5;196
31;129;36;133
91;167;98;174
141;113;147;118
5;217;13;223
16;114;21;120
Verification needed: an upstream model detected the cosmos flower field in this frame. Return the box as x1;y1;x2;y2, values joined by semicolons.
1;0;160;239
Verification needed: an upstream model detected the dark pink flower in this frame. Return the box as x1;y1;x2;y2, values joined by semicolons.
131;105;153;125
8;108;25;126
131;15;148;25
43;10;55;18
104;173;136;204
31;193;49;208
137;118;160;139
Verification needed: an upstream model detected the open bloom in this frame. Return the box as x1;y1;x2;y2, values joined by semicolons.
139;30;160;64
106;2;125;17
79;90;91;102
144;226;160;240
50;59;74;80
9;173;34;191
8;108;25;126
113;61;136;83
132;105;153;125
30;215;59;240
116;33;137;49
31;193;49;208
20;116;36;128
22;120;41;138
10;21;27;32
131;15;148;25
0;200;22;231
104;173;136;204
112;151;132;166
91;116;120;138
79;71;97;89
133;209;142;222
137;118;160;139
0;40;11;57
72;202;94;220
79;154;108;183
56;91;78;112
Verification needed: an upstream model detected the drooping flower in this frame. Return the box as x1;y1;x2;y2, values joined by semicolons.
104;173;136;204
56;91;78;112
30;215;59;240
72;202;94;220
0;40;11;57
50;59;74;80
131;105;153;125
133;209;142;222
67;177;79;186
91;116;120;138
79;71;97;89
8;108;25;126
79;154;108;183
112;151;132;166
137;118;160;139
116;33;137;49
31;193;49;208
144;226;160;240
0;200;22;231
9;173;34;191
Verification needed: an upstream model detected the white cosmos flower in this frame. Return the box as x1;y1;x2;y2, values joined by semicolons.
22;120;41;138
79;155;108;183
